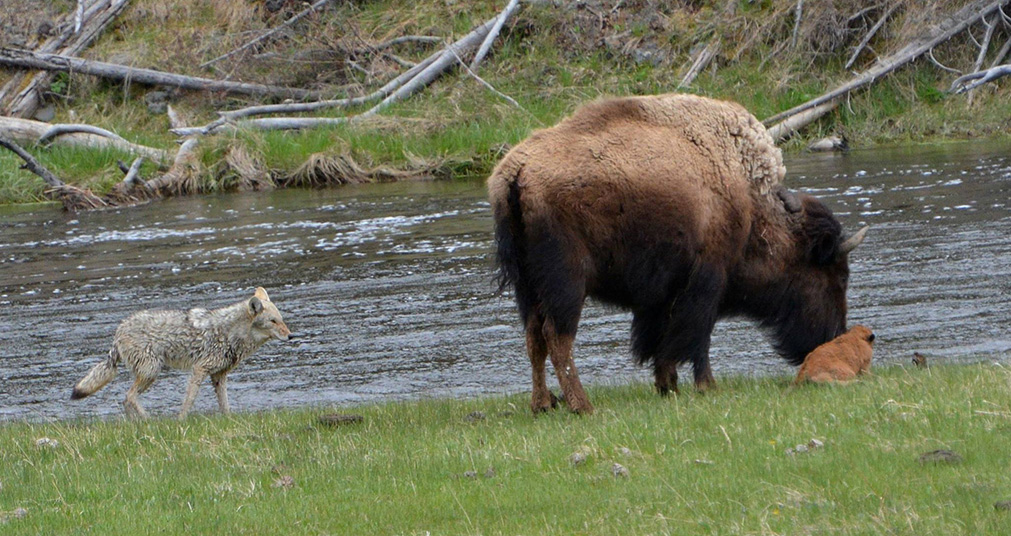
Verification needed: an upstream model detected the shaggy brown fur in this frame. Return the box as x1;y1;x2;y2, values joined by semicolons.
488;94;868;415
794;325;875;384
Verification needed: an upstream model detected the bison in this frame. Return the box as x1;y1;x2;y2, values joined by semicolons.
487;94;868;415
793;325;876;384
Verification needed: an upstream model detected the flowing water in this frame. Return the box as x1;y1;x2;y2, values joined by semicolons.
1;142;1009;421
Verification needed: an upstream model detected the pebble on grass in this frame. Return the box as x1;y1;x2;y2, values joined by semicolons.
35;437;59;449
317;413;364;427
995;500;1011;511
917;449;962;464
611;463;629;478
14;507;28;518
570;452;587;466
464;411;486;423
272;476;295;489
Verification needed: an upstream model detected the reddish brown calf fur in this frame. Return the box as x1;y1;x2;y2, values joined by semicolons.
794;325;875;384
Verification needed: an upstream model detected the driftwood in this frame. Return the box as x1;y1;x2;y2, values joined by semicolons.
949;63;1011;92
0;47;327;101
844;3;900;70
0;136;110;210
199;0;337;68
39;124;127;145
0;116;169;161
2;0;131;118
765;0;1011;140
679;38;721;88
470;0;520;69
177;7;516;134
172;50;444;136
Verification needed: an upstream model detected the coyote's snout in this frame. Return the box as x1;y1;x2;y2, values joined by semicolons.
71;287;291;418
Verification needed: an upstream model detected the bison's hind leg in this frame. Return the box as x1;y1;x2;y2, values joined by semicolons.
525;313;555;413
542;317;594;415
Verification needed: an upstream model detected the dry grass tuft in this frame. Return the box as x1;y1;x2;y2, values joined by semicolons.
284;151;451;188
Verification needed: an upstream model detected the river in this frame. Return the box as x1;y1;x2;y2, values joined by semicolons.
1;141;1009;421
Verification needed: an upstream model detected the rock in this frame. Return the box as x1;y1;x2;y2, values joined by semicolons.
483;467;496;478
807;135;848;152
462;471;478;479
611;463;629;478
317;413;364;427
144;91;170;115
33;105;55;123
794;444;809;453
271;475;295;489
35;437;59;449
808;438;825;449
995;500;1011;511
569;452;587;466
918;449;962;464
464;411;486;422
13;507;28;518
618;447;634;458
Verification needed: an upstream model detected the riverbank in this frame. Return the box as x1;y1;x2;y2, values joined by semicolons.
2;0;1011;207
2;364;1009;533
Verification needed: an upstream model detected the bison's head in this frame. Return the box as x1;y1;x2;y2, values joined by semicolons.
766;189;868;365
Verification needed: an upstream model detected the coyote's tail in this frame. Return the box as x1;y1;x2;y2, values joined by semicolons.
71;348;120;400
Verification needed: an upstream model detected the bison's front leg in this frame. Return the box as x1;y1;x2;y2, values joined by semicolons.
525;314;555;413
543;318;593;415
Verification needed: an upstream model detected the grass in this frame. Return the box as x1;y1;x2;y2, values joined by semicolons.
2;363;1011;534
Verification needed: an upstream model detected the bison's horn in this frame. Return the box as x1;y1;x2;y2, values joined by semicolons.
839;225;869;255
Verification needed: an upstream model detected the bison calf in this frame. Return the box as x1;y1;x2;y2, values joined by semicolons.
794;325;875;384
489;94;868;415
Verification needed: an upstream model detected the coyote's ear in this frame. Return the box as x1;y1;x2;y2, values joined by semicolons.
249;297;264;315
254;287;270;302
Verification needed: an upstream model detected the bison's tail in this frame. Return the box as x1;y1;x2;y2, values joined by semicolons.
490;168;534;326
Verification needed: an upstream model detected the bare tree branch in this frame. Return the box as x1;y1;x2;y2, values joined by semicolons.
764;0;1009;134
0;136;65;187
39;124;127;145
0;116;169;161
199;0;338;68
845;3;900;70
949;63;1011;92
0;47;328;100
471;0;521;70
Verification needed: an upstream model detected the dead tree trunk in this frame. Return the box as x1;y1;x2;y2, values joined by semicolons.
764;0;1010;140
0;47;328;100
2;0;131;118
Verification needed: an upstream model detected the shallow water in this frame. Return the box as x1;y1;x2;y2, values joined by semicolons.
1;141;1009;421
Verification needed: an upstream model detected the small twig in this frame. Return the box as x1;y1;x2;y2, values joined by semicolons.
199;0;337;68
366;35;442;52
120;157;146;188
847;3;883;24
470;0;521;70
791;0;804;49
845;3;899;70
0;136;65;187
927;48;962;74
39;124;127;145
448;47;541;124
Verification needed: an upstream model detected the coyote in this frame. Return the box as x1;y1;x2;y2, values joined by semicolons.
71;287;291;418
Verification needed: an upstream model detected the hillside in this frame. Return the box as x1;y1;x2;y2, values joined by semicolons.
1;0;1010;207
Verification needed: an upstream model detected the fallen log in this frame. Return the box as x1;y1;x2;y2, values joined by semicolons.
0;135;109;210
949;63;1011;92
764;0;1010;139
0;116;169;161
3;0;131;118
0;47;328;101
187;9;511;133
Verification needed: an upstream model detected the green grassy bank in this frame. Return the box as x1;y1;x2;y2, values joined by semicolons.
2;363;1010;534
3;0;1011;205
